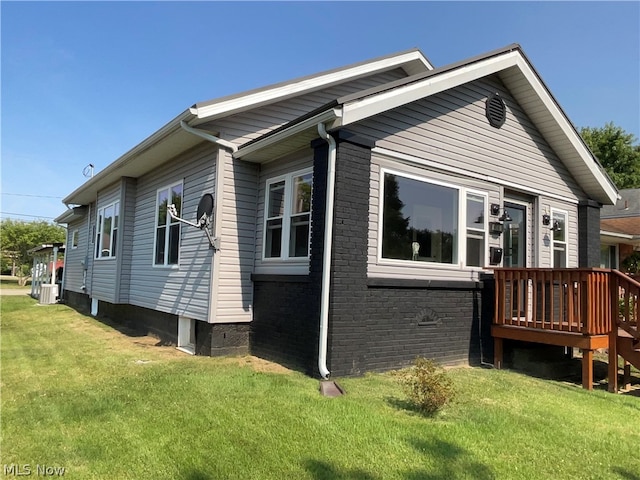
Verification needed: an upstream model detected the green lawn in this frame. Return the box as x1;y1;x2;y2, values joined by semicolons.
2;296;639;480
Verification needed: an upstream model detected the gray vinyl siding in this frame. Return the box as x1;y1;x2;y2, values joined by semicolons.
254;151;314;275
63;217;89;294
350;75;585;201
214;159;258;323
90;182;121;302
204;69;408;145
116;177;137;303
129;144;216;321
360;75;584;281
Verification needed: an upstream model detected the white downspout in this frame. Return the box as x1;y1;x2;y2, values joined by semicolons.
317;123;336;379
180;121;238;154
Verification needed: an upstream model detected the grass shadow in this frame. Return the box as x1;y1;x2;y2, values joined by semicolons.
385;396;441;418
405;437;495;480
304;459;379;480
612;467;640;480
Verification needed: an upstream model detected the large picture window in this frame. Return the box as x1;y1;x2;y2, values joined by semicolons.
154;182;183;266
95;201;119;258
264;169;312;260
381;171;488;268
382;173;458;264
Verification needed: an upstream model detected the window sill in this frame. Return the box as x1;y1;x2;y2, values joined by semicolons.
367;277;483;290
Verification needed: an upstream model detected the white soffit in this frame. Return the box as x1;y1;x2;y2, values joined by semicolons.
191;50;432;123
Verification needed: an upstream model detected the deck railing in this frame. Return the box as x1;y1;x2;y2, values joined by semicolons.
493;268;612;336
611;271;640;340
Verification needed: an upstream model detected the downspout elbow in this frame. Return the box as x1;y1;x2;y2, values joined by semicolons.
317;122;336;380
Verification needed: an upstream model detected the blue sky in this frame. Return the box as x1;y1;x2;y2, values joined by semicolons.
2;1;639;222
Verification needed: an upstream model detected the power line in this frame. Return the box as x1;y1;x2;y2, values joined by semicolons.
1;193;64;199
0;212;56;220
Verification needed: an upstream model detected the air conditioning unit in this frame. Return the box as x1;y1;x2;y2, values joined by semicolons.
39;284;58;305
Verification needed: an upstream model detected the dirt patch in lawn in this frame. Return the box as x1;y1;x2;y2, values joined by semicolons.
231;355;293;374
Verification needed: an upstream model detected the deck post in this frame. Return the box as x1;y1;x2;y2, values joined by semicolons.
608;273;619;393
494;337;503;369
581;348;593;390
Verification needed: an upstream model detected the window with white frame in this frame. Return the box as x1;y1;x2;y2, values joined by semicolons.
552;210;567;268
600;244;617;269
466;193;487;267
264;169;312;260
381;171;487;268
95;201;119;258
71;229;79;249
154;182;183;266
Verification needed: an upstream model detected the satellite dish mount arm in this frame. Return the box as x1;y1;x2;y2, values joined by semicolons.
167;203;220;251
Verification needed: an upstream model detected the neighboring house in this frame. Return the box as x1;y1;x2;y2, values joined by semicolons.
55;44;618;378
600;188;640;271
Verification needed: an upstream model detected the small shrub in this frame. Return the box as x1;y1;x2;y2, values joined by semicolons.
399;357;455;415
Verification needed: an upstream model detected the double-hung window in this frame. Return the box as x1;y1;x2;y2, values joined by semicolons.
466;193;487;267
95;201;119;258
552;210;567;268
380;170;487;268
154;181;183;266
71;229;79;249
264;169;312;260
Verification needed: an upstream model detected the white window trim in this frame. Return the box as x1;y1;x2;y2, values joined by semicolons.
71;229;79;249
377;167;489;271
153;180;183;268
94;201;119;260
551;208;568;268
262;167;313;262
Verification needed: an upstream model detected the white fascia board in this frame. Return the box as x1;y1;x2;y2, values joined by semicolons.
600;230;635;241
512;56;619;205
192;51;430;121
341;50;617;205
234;108;342;160
341;52;521;126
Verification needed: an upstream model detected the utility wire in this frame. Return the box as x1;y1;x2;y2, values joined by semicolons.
1;193;64;199
0;212;56;220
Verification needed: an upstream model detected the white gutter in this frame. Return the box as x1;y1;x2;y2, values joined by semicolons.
317;123;336;379
179;121;238;153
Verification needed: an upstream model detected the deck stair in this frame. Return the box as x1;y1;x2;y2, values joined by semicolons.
492;268;639;392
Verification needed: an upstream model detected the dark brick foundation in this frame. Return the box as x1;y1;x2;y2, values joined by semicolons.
251;275;319;374
63;289;91;314
62;289;249;356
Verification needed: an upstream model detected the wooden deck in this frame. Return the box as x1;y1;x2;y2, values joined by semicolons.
492;268;639;391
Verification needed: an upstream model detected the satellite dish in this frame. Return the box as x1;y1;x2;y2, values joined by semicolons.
196;193;214;227
167;193;219;250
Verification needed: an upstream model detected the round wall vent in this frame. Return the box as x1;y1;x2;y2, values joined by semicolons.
485;93;506;128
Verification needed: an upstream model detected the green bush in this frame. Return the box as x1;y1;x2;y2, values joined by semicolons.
399;357;455;415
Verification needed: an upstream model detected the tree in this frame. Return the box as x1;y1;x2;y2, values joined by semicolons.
0;219;66;285
580;122;640;189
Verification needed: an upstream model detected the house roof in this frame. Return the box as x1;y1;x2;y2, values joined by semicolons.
60;49;432;207
601;218;640;236
236;44;618;205
601;188;640;219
